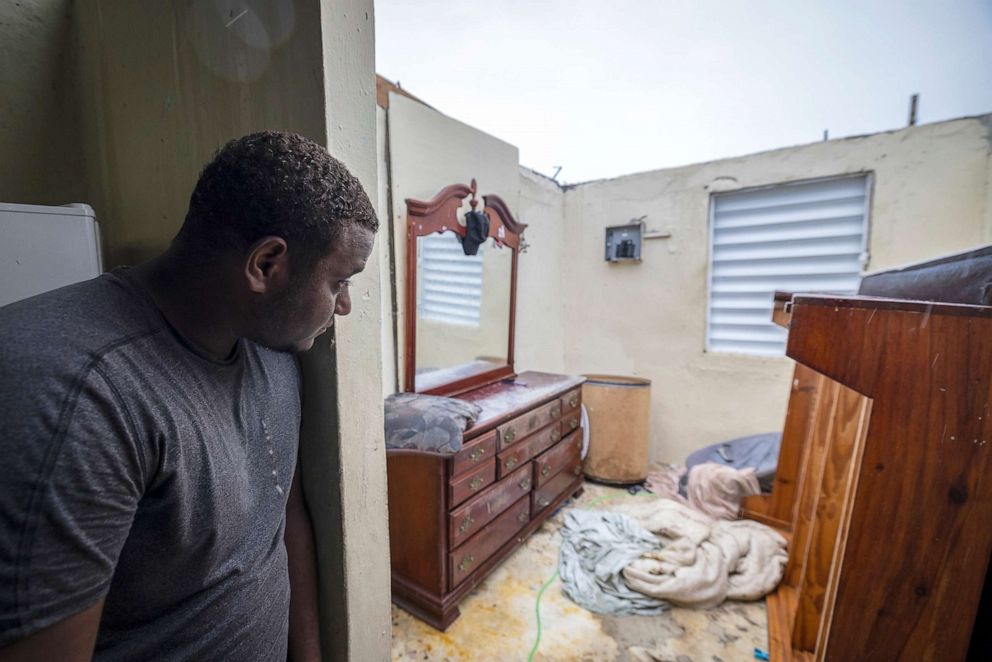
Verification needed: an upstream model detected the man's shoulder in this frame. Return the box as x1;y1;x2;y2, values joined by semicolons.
0;273;161;378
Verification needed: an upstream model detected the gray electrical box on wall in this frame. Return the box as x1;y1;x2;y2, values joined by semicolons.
604;223;643;262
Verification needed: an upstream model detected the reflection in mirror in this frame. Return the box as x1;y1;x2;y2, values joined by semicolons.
415;231;512;391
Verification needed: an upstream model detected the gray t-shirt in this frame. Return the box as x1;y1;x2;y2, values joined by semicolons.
0;270;301;660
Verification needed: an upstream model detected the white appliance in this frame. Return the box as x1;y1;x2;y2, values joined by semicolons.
0;202;103;307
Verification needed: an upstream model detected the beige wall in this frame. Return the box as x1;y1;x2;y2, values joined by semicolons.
562;115;992;463
73;1;330;267
0;0;85;205
517;167;567;374
381;99;572;392
376;105;399;394
310;1;390;659
385;92;520;391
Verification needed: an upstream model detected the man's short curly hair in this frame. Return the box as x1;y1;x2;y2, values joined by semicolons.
178;131;378;268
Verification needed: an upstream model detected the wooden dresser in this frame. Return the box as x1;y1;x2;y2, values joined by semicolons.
387;180;585;629
387;372;584;629
743;289;992;660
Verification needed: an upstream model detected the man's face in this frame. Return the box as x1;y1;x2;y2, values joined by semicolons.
252;225;375;353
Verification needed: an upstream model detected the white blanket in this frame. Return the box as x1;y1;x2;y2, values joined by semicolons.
617;498;787;608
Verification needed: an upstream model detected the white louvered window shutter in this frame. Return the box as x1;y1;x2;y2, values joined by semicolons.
707;175;870;356
418;232;484;326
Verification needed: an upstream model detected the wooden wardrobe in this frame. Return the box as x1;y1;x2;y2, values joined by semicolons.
743;286;992;660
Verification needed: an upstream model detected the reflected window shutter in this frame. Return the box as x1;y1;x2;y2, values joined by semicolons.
707;175;869;356
418;233;484;327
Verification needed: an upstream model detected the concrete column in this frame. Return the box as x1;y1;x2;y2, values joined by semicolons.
298;1;391;660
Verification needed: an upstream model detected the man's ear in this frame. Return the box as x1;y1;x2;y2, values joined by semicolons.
245;236;290;294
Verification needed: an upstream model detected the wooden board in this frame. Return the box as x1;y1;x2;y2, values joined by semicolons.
791;385;870;652
742;363;823;528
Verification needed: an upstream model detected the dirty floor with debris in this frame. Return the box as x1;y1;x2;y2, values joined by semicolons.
391;483;768;661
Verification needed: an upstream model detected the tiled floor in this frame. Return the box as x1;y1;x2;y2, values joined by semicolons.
391;483;768;661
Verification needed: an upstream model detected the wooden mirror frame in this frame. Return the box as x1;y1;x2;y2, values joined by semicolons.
403;179;527;395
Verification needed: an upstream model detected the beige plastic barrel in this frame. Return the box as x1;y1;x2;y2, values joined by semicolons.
582;375;651;484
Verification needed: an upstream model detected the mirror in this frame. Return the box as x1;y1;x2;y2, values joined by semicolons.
415;232;512;392
403;181;526;394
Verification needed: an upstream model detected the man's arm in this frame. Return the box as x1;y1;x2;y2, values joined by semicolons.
0;601;103;662
285;463;322;662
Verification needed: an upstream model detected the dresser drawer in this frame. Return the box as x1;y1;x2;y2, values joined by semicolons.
497;421;561;477
498;397;564;449
451;430;497;477
531;459;582;515
533;430;582;488
448;464;532;549
562;388;582;416
449;495;530;589
448;458;496;508
562;409;581;436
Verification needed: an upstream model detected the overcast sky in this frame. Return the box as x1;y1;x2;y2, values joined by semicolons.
375;0;992;184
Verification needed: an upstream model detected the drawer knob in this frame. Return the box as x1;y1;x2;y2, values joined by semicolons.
519;478;531;491
459;515;474;533
541;465;551;477
469;476;485;491
569;396;579;408
517;510;529;523
538;497;550;508
550;405;561;418
469;447;485;462
458;555;475;573
505;457;518;470
551;427;561;441
573;465;583;476
504;429;516;444
569;418;578;430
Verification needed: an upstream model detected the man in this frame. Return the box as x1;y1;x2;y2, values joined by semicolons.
0;132;378;660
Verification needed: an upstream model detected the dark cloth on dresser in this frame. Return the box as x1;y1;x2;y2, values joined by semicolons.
0;270;301;661
384;392;482;453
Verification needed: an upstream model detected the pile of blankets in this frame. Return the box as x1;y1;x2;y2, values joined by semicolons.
645;462;763;520
558;464;787;615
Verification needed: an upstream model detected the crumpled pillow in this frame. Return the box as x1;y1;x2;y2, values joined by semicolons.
383;393;482;453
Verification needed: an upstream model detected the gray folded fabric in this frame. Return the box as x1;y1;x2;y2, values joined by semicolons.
558;510;669;616
383;392;482;453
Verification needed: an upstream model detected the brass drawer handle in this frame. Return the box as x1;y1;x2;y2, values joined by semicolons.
541;465;551;477
573;465;582;476
469;447;485;462
469;476;485;491
569;396;578;408
459;516;474;533
505;457;518;470
519;478;531;491
458;555;475;573
551;427;561;441
517;510;529;523
504;428;516;444
550;405;561;418
538;497;550;508
569;418;578;430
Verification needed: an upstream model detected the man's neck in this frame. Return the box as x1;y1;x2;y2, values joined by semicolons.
130;249;242;361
